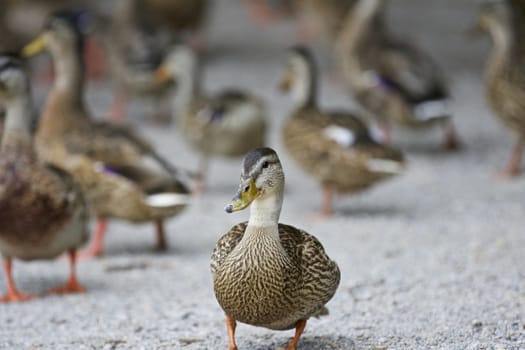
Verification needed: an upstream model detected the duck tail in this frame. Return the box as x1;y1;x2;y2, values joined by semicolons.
366;158;405;175
145;192;192;208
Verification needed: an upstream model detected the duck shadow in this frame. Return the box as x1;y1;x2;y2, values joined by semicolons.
335;203;406;219
239;335;356;350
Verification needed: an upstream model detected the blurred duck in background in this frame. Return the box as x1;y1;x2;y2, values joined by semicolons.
22;11;191;258
336;0;460;150
0;54;89;302
470;2;525;177
279;46;404;217
154;46;268;192
99;0;177;122
99;0;209;122
0;0;104;79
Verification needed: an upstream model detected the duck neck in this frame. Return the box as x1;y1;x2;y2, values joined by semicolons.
1;95;34;151
485;20;513;83
47;48;86;112
337;0;384;80
292;62;317;109
174;67;200;117
246;190;283;230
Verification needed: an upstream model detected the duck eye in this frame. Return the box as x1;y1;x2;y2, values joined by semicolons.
262;161;269;169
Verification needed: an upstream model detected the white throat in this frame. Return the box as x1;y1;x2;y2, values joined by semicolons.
247;191;283;228
1;95;33;149
172;63;199;118
290;64;314;108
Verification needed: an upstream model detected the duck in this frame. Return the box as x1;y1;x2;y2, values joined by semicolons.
211;147;340;350
96;0;177;122
470;2;525;177
0;53;89;302
98;0;209;122
154;46;268;190
279;46;404;217
22;11;191;257
335;0;459;149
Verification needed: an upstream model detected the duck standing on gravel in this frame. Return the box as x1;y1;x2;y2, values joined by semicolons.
211;147;340;350
470;2;525;177
154;46;267;191
280;46;404;217
22;11;191;258
336;0;460;149
0;54;89;302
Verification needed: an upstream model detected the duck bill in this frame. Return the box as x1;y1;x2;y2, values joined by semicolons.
225;178;260;213
22;35;46;58
154;65;173;85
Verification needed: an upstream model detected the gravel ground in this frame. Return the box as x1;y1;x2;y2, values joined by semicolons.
1;1;524;349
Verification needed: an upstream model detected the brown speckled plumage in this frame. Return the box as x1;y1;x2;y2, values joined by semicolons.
212;221;340;330
211;148;339;349
0;141;88;258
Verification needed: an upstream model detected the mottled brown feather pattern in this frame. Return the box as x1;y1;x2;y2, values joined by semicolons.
283;106;403;193
211;222;340;330
0;140;88;257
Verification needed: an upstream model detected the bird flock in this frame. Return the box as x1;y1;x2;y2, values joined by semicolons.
0;1;524;349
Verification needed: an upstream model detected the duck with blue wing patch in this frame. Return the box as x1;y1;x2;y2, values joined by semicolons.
280;46;404;217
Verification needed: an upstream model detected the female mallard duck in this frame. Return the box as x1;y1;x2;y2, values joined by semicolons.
280;46;404;217
0;53;89;302
470;2;525;177
22;11;191;257
154;46;268;189
335;0;459;149
211;147;340;350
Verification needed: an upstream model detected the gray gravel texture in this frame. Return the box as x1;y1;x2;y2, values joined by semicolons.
1;1;524;350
